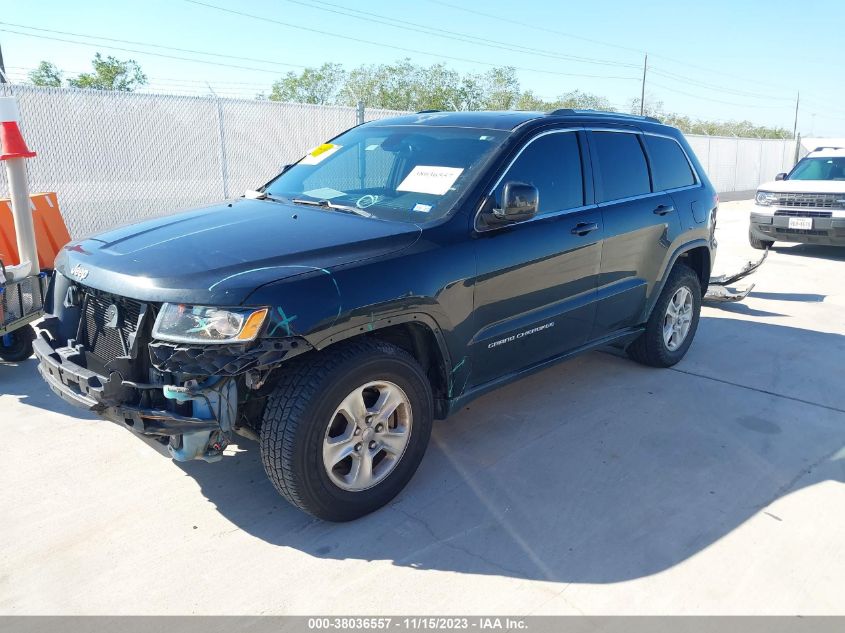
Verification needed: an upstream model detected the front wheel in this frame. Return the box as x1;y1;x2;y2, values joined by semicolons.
259;339;433;521
0;324;36;362
627;263;701;368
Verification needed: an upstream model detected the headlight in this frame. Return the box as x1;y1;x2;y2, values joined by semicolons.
756;191;777;206
152;303;269;344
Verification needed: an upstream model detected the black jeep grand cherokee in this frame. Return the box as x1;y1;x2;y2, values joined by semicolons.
35;109;717;521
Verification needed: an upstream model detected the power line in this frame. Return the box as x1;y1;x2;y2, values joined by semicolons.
0;21;308;69
7;65;271;88
180;0;639;81
424;0;647;56
647;80;793;110
649;67;792;102
422;0;828;104
279;0;639;69
0;28;304;76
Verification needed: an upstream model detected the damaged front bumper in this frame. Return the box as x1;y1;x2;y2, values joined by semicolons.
33;331;311;461
34;335;219;435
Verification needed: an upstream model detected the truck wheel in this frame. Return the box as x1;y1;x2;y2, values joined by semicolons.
749;229;774;250
0;325;36;362
259;339;433;521
627;263;701;368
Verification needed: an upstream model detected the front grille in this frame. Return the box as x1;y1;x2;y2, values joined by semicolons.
773;192;845;209
775;228;828;236
79;290;143;364
774;209;833;218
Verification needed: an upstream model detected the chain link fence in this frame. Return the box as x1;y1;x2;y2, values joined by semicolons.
0;84;796;239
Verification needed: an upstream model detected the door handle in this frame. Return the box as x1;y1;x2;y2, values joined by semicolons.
571;222;599;236
653;204;675;216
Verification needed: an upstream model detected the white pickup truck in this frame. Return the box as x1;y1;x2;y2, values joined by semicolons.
750;146;845;249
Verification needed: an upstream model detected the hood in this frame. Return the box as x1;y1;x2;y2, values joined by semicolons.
56;199;421;305
758;179;845;194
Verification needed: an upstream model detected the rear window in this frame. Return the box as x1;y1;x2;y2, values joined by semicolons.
592;132;651;202
645;135;696;190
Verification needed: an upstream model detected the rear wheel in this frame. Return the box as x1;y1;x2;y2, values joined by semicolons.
627;263;701;368
259;339;433;521
0;325;35;362
749;229;774;250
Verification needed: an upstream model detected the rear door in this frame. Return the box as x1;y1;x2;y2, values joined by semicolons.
469;129;603;387
588;129;684;338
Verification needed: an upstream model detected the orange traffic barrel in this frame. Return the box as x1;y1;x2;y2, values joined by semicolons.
0;192;71;270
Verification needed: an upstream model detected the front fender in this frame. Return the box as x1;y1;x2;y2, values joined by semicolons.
244;266;343;338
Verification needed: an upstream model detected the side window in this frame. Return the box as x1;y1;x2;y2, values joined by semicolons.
495;132;583;215
592;132;651;202
645;135;696;191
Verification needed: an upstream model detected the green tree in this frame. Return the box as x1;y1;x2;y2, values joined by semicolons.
556;90;613;111
478;67;520;110
28;61;63;87
67;53;147;91
269;63;345;105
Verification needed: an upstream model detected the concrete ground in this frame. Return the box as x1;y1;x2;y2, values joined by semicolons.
1;199;843;615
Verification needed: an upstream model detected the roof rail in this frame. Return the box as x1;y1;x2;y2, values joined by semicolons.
547;108;661;124
416;109;442;114
813;146;844;151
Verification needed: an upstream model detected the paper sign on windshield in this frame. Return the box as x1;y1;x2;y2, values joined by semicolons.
300;143;341;165
397;166;464;196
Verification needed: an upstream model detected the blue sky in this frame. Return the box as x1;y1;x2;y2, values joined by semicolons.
1;0;843;135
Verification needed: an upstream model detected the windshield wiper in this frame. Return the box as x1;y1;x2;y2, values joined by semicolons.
291;198;374;218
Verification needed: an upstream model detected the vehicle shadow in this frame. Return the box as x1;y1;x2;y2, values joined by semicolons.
748;291;826;303
176;316;845;583
704;301;786;317
772;244;845;261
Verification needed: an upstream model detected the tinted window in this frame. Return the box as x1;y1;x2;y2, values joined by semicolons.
645;135;695;190
496;132;583;215
592;132;651;202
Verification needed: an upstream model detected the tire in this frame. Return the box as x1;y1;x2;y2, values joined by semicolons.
627;263;701;368
749;229;774;250
0;324;35;362
259;339;434;521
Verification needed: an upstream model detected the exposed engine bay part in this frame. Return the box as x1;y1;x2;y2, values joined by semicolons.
703;250;767;303
162;376;238;463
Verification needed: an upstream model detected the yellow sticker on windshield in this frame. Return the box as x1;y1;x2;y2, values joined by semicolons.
300;143;341;165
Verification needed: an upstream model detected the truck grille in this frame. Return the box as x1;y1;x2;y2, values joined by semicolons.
773;192;845;209
79;291;144;364
775;210;832;218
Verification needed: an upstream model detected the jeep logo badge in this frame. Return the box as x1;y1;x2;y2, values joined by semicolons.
69;263;89;280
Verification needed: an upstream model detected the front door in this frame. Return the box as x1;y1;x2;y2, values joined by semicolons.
469;130;603;387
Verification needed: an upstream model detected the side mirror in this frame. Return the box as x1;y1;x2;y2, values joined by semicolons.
775;172;787;181
488;181;538;225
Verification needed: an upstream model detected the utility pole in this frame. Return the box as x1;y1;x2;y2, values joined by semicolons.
639;53;647;116
792;90;799;140
0;43;8;84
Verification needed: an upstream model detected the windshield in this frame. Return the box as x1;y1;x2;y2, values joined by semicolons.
789;156;845;181
263;125;507;223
